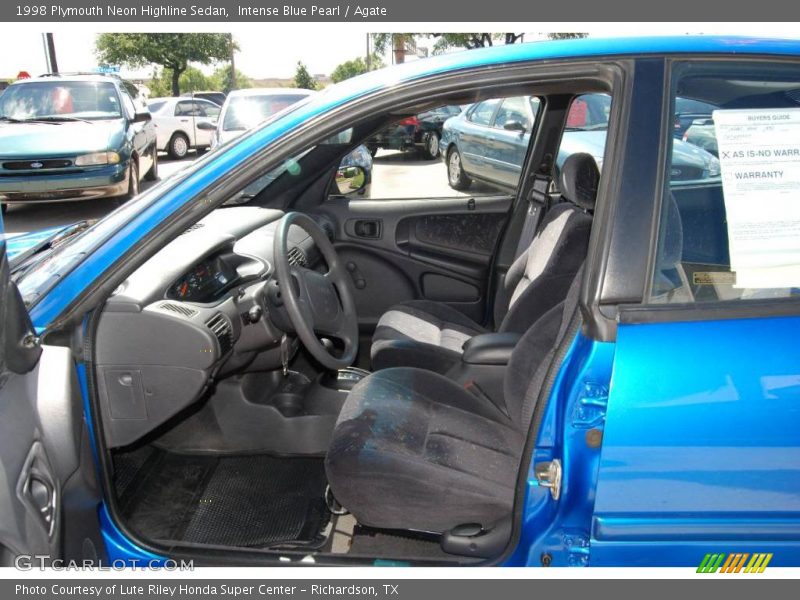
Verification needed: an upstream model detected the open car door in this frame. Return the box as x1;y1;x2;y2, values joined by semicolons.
0;220;103;566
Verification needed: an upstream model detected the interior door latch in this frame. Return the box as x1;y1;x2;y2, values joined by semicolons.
534;459;562;501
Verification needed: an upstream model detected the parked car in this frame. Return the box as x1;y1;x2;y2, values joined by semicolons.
4;37;800;570
683;117;719;156
146;96;222;159
441;93;720;191
0;74;157;213
181;90;226;106
366;105;463;159
212;87;315;148
673;96;716;138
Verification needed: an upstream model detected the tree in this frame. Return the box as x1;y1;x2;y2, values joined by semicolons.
147;66;212;98
330;55;384;83
371;33;417;64
210;65;252;92
294;61;318;90
95;33;233;96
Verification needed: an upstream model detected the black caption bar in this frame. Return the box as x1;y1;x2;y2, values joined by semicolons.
3;0;800;21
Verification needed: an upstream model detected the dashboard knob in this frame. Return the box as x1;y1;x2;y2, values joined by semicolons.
247;305;263;323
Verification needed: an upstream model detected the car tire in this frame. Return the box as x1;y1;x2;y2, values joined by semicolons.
422;132;441;160
144;147;159;181
168;132;190;160
123;160;140;201
447;147;471;190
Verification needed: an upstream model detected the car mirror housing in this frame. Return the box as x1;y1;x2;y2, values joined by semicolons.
503;120;527;133
131;111;152;124
197;121;217;131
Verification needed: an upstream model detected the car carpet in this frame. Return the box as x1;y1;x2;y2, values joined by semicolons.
114;448;330;548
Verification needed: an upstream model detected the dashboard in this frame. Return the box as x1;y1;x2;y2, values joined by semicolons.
95;206;326;448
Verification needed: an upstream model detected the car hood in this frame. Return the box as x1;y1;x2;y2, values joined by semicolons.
0;119;123;157
558;129;712;169
5;224;74;262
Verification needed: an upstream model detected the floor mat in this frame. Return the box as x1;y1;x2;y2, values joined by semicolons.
115;450;330;548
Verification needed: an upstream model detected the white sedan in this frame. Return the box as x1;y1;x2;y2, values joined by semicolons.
146;96;222;159
212;88;315;148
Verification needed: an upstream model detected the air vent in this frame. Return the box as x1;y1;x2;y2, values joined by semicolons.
205;313;233;354
159;302;197;317
181;222;205;235
287;246;307;267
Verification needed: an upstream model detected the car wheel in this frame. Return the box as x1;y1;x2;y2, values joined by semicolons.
124;160;140;201
447;147;471;190
144;147;159;181
422;132;440;160
168;133;190;160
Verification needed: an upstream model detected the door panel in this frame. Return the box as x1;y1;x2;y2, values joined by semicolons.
592;315;800;566
317;195;512;327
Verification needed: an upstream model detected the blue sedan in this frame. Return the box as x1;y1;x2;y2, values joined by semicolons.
1;36;800;569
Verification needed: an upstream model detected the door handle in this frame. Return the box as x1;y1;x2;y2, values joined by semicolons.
16;443;58;539
353;220;381;239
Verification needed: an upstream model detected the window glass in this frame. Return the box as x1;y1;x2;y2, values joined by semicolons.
199;101;221;118
147;100;166;113
467;99;500;126
494;96;532;130
0;81;122;120
120;91;136;119
174;101;194;117
222;93;310;132
651;63;800;303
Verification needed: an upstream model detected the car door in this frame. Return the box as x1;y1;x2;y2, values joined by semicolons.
591;59;800;567
174;100;198;146
193;100;221;148
488;96;536;189
458;99;501;177
0;219;104;565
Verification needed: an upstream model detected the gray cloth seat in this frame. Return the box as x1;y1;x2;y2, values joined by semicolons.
370;153;598;373
326;272;582;534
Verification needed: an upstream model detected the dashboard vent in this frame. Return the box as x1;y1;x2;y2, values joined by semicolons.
159;302;197;317
205;313;233;354
287;246;307;267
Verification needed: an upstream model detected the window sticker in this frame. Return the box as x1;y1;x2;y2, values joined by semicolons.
713;108;800;288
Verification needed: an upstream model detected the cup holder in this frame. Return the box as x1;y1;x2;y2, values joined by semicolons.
270;392;305;417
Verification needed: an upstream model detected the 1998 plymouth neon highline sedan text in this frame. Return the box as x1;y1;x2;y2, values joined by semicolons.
1;36;800;568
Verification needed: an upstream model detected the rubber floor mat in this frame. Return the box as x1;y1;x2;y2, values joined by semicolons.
115;450;330;548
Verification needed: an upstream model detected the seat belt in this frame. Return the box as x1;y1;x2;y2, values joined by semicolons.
513;172;550;259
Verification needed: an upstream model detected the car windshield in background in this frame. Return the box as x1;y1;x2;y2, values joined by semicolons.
565;94;611;130
223;94;309;131
0;81;122;121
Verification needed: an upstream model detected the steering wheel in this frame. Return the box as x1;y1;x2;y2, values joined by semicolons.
272;212;359;370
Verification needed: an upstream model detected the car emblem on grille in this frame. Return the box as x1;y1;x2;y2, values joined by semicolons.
30;162;44;169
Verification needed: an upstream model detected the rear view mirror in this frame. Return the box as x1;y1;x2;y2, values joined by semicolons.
197;121;217;131
131;111;152;124
503;121;526;133
334;165;367;195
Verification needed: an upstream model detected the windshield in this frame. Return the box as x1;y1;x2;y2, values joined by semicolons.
0;81;122;121
223;94;309;131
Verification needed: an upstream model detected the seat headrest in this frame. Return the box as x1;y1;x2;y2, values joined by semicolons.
560;153;600;211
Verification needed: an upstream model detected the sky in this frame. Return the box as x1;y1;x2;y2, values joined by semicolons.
4;27;800;82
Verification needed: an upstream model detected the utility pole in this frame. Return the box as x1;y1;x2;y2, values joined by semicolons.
366;33;371;71
228;33;236;94
44;33;58;73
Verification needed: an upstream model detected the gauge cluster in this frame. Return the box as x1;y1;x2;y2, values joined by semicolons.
167;255;238;303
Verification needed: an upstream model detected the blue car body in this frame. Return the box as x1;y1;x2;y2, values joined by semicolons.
2;36;800;568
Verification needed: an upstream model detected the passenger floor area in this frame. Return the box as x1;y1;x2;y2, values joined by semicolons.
114;447;330;548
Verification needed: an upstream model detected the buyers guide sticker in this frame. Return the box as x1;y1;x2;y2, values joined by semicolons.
713;108;800;288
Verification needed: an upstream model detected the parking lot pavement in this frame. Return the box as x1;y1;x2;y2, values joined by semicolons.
3;149;502;237
2;153;197;236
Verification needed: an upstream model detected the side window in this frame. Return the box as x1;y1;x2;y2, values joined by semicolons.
119;91;136;120
200;101;221;119
493;97;532;131
651;62;800;304
467;99;501;126
175;101;193;117
554;93;610;187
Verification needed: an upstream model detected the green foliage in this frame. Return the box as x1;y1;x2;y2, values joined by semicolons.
330;55;384;83
95;33;233;96
210;65;252;92
293;61;318;90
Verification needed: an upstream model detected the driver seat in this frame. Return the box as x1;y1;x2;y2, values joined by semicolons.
325;270;582;534
370;153;598;373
